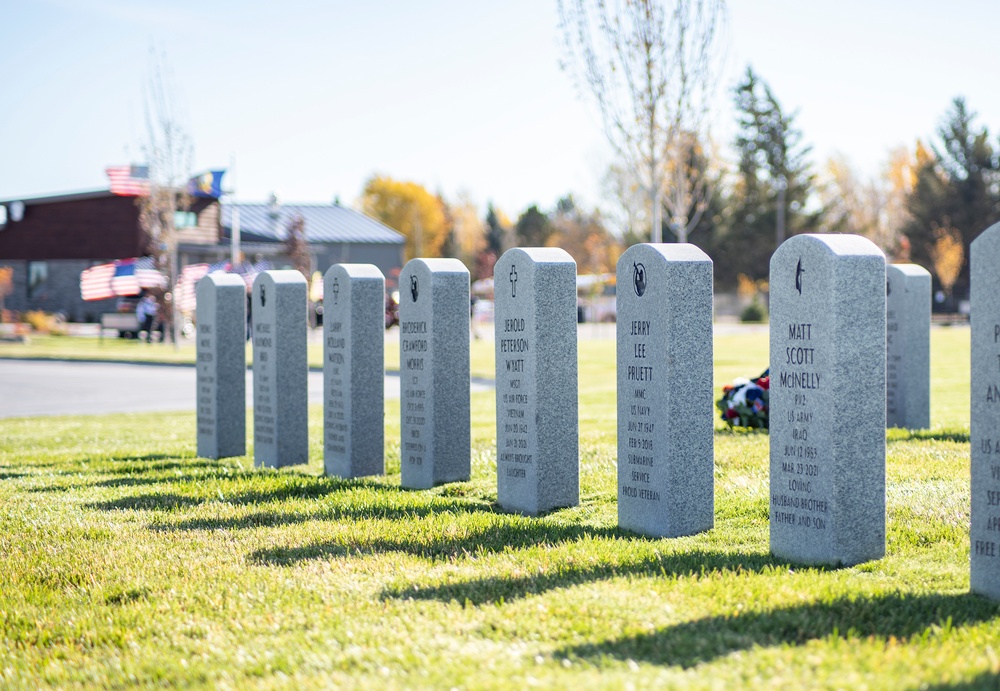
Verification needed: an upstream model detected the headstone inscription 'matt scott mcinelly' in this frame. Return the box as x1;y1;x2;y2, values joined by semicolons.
252;270;308;468
323;263;385;479
886;263;931;430
616;243;714;538
971;222;1000;600
494;247;578;516
196;272;247;460
398;258;471;489
769;233;886;566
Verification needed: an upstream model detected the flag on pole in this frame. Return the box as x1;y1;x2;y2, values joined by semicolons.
177;263;210;313
187;170;226;199
80;263;116;301
134;256;166;290
176;260;231;313
80;257;164;301
105;165;150;196
236;258;272;288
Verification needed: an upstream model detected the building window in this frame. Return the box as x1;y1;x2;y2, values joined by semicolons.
174;211;197;228
27;261;48;299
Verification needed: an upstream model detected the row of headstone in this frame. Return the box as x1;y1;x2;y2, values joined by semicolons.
195;236;944;572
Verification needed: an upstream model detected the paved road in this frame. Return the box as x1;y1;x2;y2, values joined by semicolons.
0;360;491;419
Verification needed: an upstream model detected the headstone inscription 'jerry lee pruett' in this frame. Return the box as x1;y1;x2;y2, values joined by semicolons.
252;270;308;468
616;243;714;538
769;234;886;567
196;272;247;460
323;263;385;479
398;258;471;489
494;247;578;516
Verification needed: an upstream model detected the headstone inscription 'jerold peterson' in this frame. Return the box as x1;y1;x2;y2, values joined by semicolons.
886;263;931;429
769;233;886;566
196;272;247;459
252;270;308;468
616;243;714;537
398;258;471;489
494;247;578;516
971;222;1000;600
323;263;385;478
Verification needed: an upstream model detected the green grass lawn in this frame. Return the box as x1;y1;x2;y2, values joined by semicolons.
1;325;995;688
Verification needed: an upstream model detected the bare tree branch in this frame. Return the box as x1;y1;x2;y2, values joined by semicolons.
558;0;727;242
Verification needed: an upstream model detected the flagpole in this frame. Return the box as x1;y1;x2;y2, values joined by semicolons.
230;154;241;268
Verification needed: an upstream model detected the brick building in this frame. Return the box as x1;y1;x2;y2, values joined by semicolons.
0;188;404;321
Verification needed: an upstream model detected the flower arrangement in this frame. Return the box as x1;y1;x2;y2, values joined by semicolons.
717;368;770;429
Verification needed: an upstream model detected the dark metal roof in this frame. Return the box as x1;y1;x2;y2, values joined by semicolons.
221;202;404;245
0;189;114;205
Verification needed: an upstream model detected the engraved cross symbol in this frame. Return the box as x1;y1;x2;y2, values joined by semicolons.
332;277;340;304
260;285;266;307
510;265;518;298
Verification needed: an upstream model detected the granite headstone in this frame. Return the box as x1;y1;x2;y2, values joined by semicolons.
971;222;1000;599
324;263;385;478
494;247;578;516
769;233;886;566
252;270;309;468
616;243;714;537
398;258;471;489
196;273;247;459
886;263;932;429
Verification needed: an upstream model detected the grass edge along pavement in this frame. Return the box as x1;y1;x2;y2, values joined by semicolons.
1;326;997;688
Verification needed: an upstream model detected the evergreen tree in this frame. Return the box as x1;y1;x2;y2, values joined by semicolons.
484;203;508;256
903;98;1000;298
514;205;554;247
715;66;819;286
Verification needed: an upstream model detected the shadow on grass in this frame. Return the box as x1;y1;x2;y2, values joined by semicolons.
380;549;791;605
887;429;970;444
918;671;1000;690
251;522;634;567
558;592;999;669
0;471;27;480
88;492;204;512
85;476;443;516
154;497;497;532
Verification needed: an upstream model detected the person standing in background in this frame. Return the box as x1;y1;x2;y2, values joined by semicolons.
136;292;158;343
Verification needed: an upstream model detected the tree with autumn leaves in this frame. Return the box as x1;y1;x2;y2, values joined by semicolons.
359;175;622;280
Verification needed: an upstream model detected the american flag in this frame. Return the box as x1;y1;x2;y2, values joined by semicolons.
110;257;163;296
80;263;117;301
135;256;166;289
235;258;271;288
176;260;231;312
106;165;150;196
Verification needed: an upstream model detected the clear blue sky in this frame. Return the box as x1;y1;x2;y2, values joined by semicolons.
3;1;999;218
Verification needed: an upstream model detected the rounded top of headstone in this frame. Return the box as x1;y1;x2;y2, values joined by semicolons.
403;257;469;275
776;233;884;259
325;263;384;281
887;263;932;278
499;247;575;266
255;269;307;288
620;242;711;266
199;272;247;290
971;221;1000;250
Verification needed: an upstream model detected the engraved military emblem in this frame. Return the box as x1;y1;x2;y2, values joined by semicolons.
332;277;340;304
795;259;805;295
260;285;266;307
886;278;891;296
509;265;518;298
633;261;646;297
410;274;419;302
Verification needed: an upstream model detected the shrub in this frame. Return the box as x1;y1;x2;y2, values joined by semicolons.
740;299;767;323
